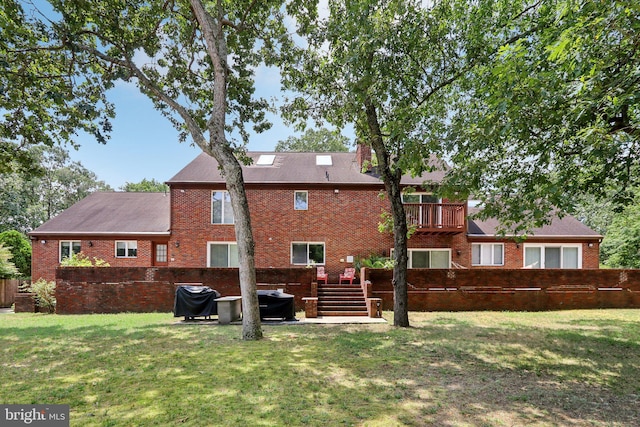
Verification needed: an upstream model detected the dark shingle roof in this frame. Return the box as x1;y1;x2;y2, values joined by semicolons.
29;192;170;236
468;209;601;239
167;152;447;186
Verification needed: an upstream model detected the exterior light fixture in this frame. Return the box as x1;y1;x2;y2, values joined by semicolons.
175;241;180;248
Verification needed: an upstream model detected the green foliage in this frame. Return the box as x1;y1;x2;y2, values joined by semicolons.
23;278;56;313
355;254;395;271
120;178;169;193
275;128;350;152
0;243;19;278
0;230;31;277
59;252;110;267
378;211;417;238
443;0;640;233
600;192;640;268
40;0;296;340
0;145;111;233
0;0;113;175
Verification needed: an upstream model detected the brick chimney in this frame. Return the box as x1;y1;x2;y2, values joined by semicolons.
356;144;372;171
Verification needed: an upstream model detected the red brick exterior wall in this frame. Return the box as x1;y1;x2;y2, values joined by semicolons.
32;185;601;283
31;238;161;282
169;186;394;282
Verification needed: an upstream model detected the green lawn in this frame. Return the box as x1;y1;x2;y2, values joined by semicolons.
1;310;638;426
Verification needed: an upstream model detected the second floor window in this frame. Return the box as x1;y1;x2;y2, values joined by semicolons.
294;191;308;210
212;191;234;224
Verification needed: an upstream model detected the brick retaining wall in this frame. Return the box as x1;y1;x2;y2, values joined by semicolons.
56;267;314;314
55;267;640;314
362;268;640;311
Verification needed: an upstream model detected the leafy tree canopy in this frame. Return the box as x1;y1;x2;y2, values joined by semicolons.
0;0;113;176
600;189;640;268
443;0;640;234
0;230;31;278
0;243;19;278
0;145;111;233
120;178;169;193
275;128;350;152
37;0;310;340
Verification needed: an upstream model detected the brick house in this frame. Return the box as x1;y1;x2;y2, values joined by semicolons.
29;147;602;282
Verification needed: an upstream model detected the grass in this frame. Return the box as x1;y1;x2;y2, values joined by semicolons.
1;310;639;426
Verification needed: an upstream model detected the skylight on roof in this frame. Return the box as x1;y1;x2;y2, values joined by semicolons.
256;154;276;166
316;155;332;166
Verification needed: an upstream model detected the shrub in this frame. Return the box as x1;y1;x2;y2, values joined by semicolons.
0;243;19;278
60;252;110;267
23;279;56;313
355;254;395;271
0;231;31;278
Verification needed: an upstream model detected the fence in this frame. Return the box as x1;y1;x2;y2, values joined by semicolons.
55;267;315;314
361;268;640;311
0;279;20;307
53;267;640;314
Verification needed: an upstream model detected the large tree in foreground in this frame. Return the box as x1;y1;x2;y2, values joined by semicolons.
443;0;640;234
43;0;302;340
283;0;541;326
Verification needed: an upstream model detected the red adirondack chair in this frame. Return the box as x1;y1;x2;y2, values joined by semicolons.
316;266;328;284
339;267;356;285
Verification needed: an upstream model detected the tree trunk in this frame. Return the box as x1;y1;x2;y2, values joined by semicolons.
191;0;262;340
221;158;262;340
364;98;410;327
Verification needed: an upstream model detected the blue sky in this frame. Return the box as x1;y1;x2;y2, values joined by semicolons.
28;0;342;190
68;66;302;190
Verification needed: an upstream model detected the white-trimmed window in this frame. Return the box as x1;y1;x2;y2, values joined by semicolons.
395;248;450;268
116;241;138;258
208;242;239;267
291;242;325;265
294;191;308;210
60;241;81;262
472;243;504;266
523;244;581;269
401;193;439;204
212;191;234;224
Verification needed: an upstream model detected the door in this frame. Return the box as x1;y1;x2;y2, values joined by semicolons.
153;243;168;266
